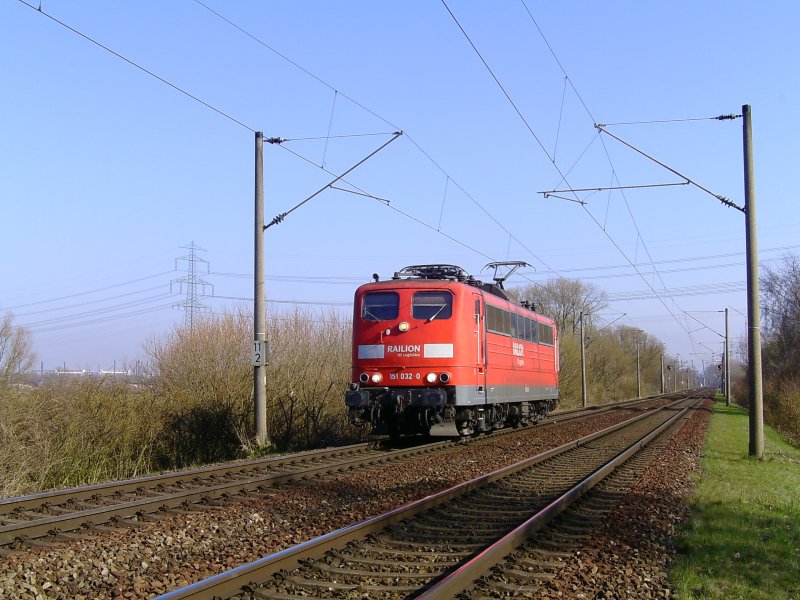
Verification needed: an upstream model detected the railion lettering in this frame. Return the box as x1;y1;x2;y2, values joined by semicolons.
388;344;421;353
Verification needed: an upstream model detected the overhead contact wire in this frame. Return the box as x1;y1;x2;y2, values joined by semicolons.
193;0;555;276
18;0;255;132
514;1;699;342
444;0;693;337
440;0;554;164
191;0;403;133
519;0;703;344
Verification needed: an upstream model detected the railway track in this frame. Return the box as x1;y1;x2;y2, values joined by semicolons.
457;419;694;599
0;394;674;553
156;393;704;599
0;440;448;551
421;394;704;599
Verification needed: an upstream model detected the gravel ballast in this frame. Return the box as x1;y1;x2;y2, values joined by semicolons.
0;402;708;599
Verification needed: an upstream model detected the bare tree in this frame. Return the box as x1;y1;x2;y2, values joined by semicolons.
0;312;35;386
514;279;608;335
761;254;800;378
759;254;800;442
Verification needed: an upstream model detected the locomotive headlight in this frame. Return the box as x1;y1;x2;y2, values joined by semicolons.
439;372;451;383
425;372;437;384
398;321;410;332
370;372;384;384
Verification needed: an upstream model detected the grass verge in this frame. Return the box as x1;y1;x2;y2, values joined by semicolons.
670;399;800;599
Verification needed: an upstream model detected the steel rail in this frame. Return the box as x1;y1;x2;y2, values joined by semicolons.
155;397;693;600
417;398;700;598
0;442;448;547
540;390;681;425
0;442;373;513
0;393;676;549
0;393;666;515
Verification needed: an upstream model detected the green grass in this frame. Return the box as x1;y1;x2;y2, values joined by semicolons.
671;400;800;599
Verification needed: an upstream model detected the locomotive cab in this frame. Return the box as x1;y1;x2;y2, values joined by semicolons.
346;280;467;436
346;264;559;438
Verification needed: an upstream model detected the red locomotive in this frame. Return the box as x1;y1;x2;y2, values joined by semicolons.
345;263;559;437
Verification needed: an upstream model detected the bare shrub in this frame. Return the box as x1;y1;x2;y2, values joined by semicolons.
764;378;800;445
0;379;159;496
759;253;800;440
586;330;629;401
0;307;355;495
762;255;800;380
145;307;357;463
556;333;581;409
264;308;357;451
145;310;252;468
556;324;666;408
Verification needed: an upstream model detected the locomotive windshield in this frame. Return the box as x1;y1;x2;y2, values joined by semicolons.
412;291;452;321
362;292;399;321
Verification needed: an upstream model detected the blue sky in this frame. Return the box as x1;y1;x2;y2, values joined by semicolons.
2;0;798;373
